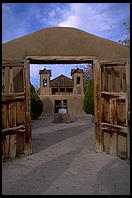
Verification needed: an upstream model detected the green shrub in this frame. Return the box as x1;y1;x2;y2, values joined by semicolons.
83;78;94;115
30;83;43;119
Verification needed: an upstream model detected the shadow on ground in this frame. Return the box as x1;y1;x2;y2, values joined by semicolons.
32;124;91;154
94;158;130;195
3;147;82;195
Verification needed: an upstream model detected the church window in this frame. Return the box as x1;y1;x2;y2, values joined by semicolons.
77;76;80;84
43;79;48;87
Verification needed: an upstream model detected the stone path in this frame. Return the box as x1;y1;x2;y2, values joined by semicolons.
2;116;130;195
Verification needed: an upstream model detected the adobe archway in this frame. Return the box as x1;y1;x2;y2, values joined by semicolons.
2;27;130;160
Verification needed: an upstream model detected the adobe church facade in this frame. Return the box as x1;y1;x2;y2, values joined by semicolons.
38;67;86;117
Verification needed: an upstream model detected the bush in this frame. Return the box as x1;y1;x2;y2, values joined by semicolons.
30;83;43;119
83;78;94;115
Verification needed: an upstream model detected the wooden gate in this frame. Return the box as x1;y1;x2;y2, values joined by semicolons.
2;60;32;161
93;58;130;159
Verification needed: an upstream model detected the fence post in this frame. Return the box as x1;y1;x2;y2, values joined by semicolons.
126;58;130;159
93;59;103;152
24;59;32;155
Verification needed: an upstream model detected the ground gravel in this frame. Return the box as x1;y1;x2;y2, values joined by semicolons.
2;116;130;195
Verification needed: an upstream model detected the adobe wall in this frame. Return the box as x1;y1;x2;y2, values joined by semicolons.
40;73;50;95
39;95;86;117
72;72;84;95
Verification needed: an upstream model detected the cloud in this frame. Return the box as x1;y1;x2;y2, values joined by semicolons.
2;3;34;43
2;3;130;43
58;3;130;41
2;3;130;87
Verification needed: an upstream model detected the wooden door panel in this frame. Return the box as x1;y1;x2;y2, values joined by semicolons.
94;58;129;157
2;62;27;160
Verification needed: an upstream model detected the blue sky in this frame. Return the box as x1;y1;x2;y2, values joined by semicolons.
2;3;130;88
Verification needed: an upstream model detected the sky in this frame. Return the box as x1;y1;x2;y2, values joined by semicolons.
2;3;130;88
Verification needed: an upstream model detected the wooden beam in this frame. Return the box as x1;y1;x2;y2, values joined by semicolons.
24;59;32;155
2;92;25;101
110;131;118;156
102;122;127;133
103;67;108;91
109;99;117;125
26;56;95;64
8;67;14;93
2;68;5;94
126;58;130;112
100;59;126;66
126;58;130;159
93;59;103;152
119;67;123;91
111;67;115;92
101;91;126;98
2;60;24;67
2;124;25;135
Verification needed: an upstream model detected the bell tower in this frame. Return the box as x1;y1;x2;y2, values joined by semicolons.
71;68;84;95
39;68;51;95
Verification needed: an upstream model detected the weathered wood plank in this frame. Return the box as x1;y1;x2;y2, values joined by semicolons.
2;92;25;101
2;92;25;97
117;99;126;126
110;99;117;125
16;100;25;125
26;56;95;64
24;59;32;155
2;104;9;130
2;60;24;67
100;59;126;66
2;67;10;94
2;135;10;160
102;122;127;133
107;67;112;91
101;98;110;123
8;102;16;128
103;132;110;154
8;67;14;93
117;135;127;158
111;67;115;91
93;59;103;152
8;134;17;158
101;67;104;91
119;67;123;91
126;58;130;112
101;91;126;98
26;55;96;61
2;68;5;94
16;132;25;156
110;132;118;156
127;112;130;159
2;124;25;133
2;136;6;161
126;58;130;159
103;67;108;92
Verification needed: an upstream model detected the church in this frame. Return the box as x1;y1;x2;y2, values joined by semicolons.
38;67;85;117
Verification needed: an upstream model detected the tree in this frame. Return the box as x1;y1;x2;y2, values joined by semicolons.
30;83;43;119
118;22;130;46
78;63;93;92
83;78;94;115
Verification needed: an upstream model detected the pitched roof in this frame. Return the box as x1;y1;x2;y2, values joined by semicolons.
50;74;73;87
2;27;129;61
39;68;51;76
71;68;84;75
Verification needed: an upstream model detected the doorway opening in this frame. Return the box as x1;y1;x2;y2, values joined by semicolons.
30;60;93;118
55;99;67;113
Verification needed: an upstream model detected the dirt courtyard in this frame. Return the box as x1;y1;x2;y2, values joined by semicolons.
2;116;130;195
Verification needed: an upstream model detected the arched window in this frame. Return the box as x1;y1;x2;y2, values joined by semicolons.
43;79;48;87
77;76;80;84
